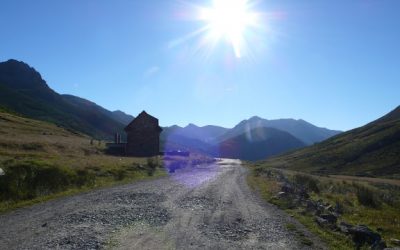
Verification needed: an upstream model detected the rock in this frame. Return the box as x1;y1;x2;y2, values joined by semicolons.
315;216;329;227
338;221;353;235
0;168;4;176
390;238;400;246
348;225;386;250
319;213;337;224
277;192;286;198
281;183;295;194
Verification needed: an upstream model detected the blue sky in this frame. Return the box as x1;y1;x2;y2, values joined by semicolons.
1;0;399;131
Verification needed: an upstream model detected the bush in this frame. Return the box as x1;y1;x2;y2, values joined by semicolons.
0;161;95;201
293;174;320;193
146;157;159;176
356;186;380;208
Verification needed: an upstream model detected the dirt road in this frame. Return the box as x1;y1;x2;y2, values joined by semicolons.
0;159;325;249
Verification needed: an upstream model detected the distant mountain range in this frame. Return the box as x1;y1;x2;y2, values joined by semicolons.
161;117;341;160
215;116;341;145
260;106;400;178
0;59;342;160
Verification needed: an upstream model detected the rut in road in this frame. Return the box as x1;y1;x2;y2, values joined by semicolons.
0;159;325;250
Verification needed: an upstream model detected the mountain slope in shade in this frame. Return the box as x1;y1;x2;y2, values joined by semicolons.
217;116;341;145
259;106;400;178
110;110;134;125
218;127;306;161
0;59;128;139
62;95;134;126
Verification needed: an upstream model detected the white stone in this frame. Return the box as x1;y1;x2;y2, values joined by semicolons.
0;168;4;176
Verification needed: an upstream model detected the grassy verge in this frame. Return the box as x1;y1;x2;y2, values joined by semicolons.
0;157;166;213
247;165;400;249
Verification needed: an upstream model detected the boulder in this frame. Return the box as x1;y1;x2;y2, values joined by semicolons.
319;213;337;224
348;225;386;250
0;168;4;176
315;216;329;227
338;221;353;235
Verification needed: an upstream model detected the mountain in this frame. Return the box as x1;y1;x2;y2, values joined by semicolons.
161;124;228;144
62;95;134;126
216;116;341;145
160;116;340;160
0;59;129;139
259;106;400;178
110;110;134;125
218;127;306;161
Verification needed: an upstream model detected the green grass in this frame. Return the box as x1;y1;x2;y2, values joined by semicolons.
247;166;400;249
0;110;167;213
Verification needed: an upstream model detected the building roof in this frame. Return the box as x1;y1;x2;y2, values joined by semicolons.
124;110;162;132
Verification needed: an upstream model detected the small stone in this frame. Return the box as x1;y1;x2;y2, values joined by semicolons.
41;223;47;227
277;192;286;197
0;168;4;176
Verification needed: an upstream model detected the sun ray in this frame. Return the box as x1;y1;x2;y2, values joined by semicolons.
170;0;269;61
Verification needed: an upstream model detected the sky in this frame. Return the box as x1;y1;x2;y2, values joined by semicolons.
1;0;399;131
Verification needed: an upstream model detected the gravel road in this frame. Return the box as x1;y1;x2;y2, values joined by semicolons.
0;159;325;250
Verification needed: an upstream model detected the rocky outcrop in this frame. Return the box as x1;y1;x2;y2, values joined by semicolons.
268;170;387;250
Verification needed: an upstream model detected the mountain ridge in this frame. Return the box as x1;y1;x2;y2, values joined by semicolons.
258;105;400;178
0;59;129;139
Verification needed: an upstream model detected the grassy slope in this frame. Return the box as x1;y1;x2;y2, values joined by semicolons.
0;109;165;212
248;106;400;248
247;166;400;249
257;106;400;178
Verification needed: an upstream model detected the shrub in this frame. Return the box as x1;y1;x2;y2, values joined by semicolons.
293;174;320;193
146;157;159;176
0;161;95;201
356;186;380;208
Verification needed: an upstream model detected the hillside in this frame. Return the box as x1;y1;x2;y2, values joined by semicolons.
0;109;162;210
257;106;400;178
0;59;129;139
216;116;341;145
218;127;306;161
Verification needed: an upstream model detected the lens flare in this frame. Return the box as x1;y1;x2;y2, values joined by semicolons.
170;0;268;60
199;0;257;58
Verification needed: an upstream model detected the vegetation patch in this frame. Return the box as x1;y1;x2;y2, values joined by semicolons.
247;164;400;249
0;111;167;213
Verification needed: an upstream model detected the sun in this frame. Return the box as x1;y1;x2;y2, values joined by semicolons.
199;0;257;58
169;0;265;60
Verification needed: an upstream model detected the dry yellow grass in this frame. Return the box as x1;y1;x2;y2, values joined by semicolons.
0;111;165;212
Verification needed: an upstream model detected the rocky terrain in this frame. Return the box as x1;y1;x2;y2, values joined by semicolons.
0;159;325;249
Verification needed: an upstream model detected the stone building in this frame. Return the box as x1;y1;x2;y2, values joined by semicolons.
124;111;162;157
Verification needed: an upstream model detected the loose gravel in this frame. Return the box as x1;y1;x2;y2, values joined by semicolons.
0;159;326;250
